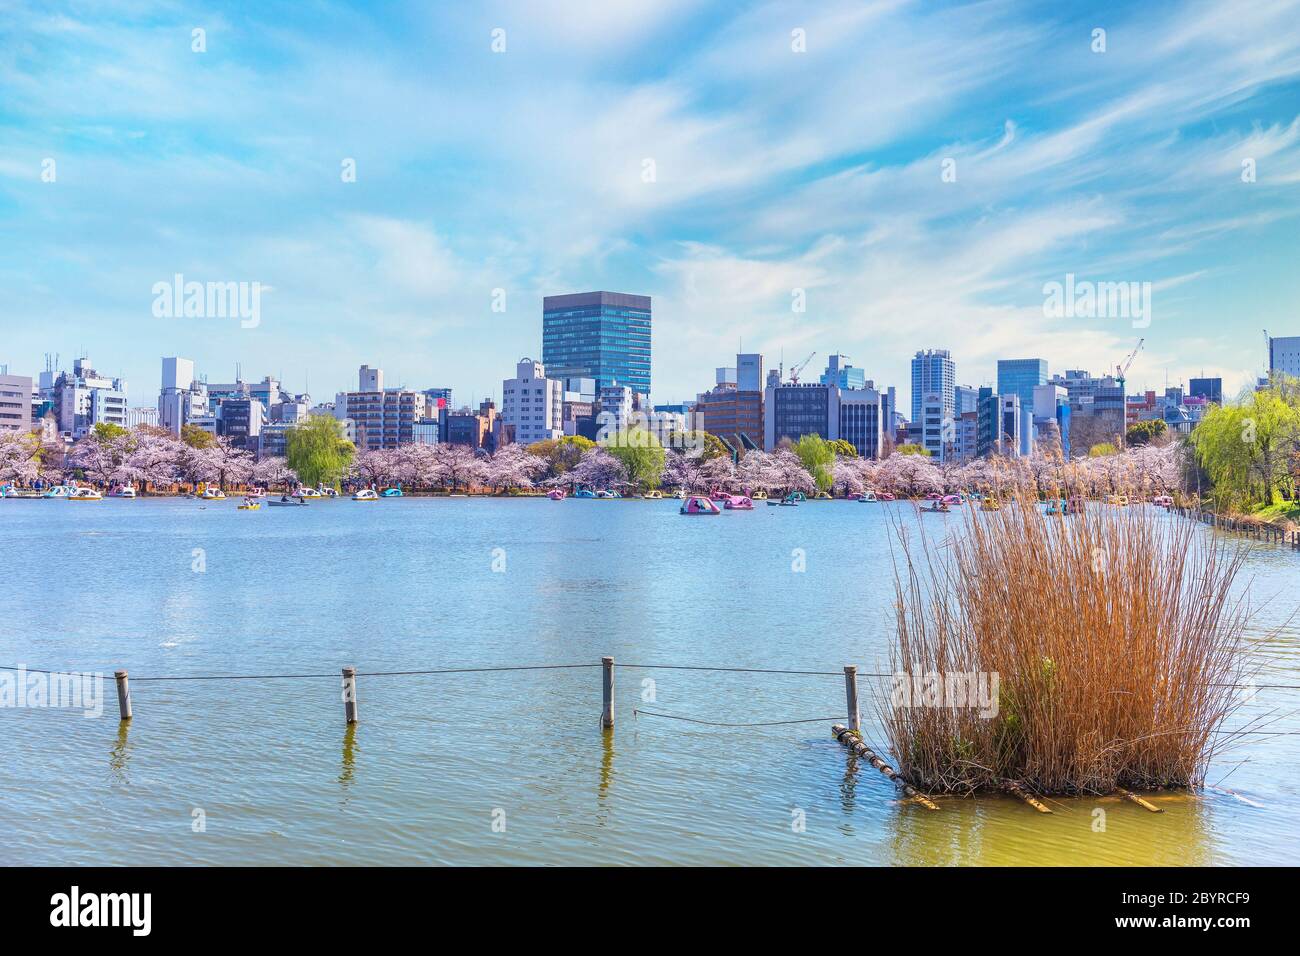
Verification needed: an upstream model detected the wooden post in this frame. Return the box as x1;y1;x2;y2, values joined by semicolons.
341;666;358;724
114;669;131;721
843;665;861;733
601;656;614;728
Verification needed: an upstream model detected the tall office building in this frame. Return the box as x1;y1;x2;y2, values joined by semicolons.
820;354;866;390
1189;377;1223;404
910;349;955;438
1268;336;1300;378
158;357;210;435
997;358;1048;416
697;355;765;453
763;380;886;458
542;292;651;397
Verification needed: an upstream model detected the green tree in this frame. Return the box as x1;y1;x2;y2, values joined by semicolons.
601;427;665;489
527;435;595;476
829;439;858;458
91;422;129;445
1190;385;1300;508
896;443;931;457
1125;419;1167;447
181;424;217;449
1089;442;1118;457
794;434;835;491
286;414;355;487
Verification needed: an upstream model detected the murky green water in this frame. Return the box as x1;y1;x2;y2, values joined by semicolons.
1;498;1295;864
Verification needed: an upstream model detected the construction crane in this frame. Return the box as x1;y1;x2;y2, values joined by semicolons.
1116;338;1144;450
1116;338;1143;392
788;352;816;384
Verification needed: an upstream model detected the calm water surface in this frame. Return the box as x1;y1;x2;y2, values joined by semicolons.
1;497;1297;865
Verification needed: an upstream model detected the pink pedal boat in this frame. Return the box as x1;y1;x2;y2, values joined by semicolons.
680;495;721;515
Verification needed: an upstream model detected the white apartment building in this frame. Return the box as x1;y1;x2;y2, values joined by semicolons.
502;358;564;446
42;357;127;439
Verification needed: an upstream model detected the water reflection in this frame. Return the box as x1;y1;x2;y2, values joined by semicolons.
339;725;358;792
880;789;1222;865
597;726;615;816
108;720;131;785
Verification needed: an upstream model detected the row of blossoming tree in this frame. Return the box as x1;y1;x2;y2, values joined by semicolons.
2;420;1184;498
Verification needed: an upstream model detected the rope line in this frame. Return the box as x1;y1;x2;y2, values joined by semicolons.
1;662;1297;690
634;709;845;727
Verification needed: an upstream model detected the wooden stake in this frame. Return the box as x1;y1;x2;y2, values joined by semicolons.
601;656;614;729
1003;779;1052;813
341;666;358;724
1116;787;1164;813
114;669;131;721
843;665;860;733
831;724;939;810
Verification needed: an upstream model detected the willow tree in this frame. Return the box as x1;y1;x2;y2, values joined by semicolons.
793;434;835;491
1190;388;1299;509
601;427;665;489
286;414;355;488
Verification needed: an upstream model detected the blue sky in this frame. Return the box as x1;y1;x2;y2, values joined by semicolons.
2;0;1298;411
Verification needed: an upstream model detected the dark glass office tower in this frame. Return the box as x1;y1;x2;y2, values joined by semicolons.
542;291;651;396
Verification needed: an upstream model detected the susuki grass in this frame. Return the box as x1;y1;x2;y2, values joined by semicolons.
880;495;1251;795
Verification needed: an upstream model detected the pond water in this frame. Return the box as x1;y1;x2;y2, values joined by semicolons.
1;497;1295;865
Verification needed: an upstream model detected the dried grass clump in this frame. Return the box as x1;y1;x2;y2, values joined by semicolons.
882;495;1250;795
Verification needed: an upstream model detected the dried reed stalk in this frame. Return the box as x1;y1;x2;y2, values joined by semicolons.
881;493;1250;795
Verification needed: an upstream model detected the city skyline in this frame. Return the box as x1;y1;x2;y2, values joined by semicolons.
3;0;1299;410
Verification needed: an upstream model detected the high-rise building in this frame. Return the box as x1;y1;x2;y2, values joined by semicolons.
911;349;954;453
837;386;886;459
1033;383;1071;458
1189;377;1223;404
501;358;564;446
217;398;264;452
1268;336;1300;378
43;356;127;439
0;373;33;433
763;380;886;458
342;365;426;450
955;385;979;416
820;354;866;390
997;358;1048;416
542;291;651;397
696;354;765;453
976;387;1000;458
158;357;210;435
736;353;764;393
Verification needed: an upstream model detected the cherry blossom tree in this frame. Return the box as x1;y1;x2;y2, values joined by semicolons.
125;431;184;491
483;443;547;492
350;448;402;488
0;431;42;485
566;447;627;490
662;449;702;491
251;456;298;490
432;443;487;491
